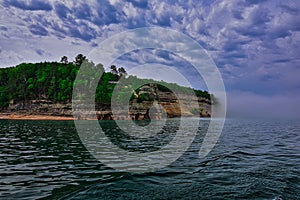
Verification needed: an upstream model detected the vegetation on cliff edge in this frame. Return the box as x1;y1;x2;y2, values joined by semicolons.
0;55;212;109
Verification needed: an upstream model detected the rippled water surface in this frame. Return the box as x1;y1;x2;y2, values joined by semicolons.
0;119;299;199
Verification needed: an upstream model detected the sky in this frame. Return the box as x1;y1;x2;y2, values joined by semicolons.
0;0;299;119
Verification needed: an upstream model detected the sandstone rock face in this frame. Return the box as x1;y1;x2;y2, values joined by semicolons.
7;100;73;116
6;85;211;120
157;93;211;118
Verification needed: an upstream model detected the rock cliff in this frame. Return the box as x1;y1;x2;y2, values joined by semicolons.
5;84;211;120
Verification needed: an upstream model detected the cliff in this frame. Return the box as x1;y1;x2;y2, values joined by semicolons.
0;59;212;120
4;84;211;120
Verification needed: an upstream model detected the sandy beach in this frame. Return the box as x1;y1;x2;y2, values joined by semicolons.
0;113;75;120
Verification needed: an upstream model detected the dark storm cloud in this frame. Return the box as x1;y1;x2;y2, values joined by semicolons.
53;2;111;41
232;10;244;20
54;3;70;19
92;2;122;25
0;26;8;31
235;26;267;37
3;0;52;11
28;25;48;36
56;1;122;26
244;0;268;6
126;0;148;8
222;38;250;52
279;4;299;15
67;21;97;42
73;3;94;21
233;8;271;37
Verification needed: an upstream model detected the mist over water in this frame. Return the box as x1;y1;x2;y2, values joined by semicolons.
227;92;300;119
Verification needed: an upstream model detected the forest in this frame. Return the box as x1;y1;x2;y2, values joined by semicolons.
0;54;211;109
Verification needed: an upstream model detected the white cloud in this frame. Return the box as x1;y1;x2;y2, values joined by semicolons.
123;2;138;18
108;0;121;6
0;34;92;67
0;48;24;67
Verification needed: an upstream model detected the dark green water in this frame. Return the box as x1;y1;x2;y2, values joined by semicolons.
0;119;299;199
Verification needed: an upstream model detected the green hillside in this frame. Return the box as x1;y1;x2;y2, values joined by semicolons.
0;55;211;109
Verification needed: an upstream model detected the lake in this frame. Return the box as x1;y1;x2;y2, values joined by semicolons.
0;118;299;199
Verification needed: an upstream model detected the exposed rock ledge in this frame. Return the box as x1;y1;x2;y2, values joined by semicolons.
2;86;211;120
3;100;210;121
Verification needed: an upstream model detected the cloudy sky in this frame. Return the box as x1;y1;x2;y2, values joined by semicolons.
0;0;299;119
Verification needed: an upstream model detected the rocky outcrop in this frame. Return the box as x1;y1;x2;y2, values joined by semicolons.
7;100;73;116
5;85;211;120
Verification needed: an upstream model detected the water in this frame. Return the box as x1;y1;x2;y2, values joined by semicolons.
0;119;299;199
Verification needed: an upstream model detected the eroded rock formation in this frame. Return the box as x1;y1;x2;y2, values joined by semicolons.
5;84;211;120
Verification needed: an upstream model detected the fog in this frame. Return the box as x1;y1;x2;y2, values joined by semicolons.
226;91;300;120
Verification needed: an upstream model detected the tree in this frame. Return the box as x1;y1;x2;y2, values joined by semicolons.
110;65;118;74
118;67;127;77
60;56;68;64
0;57;213;111
74;54;86;66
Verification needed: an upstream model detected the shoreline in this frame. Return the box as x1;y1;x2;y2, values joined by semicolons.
0;113;75;121
0;112;209;121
